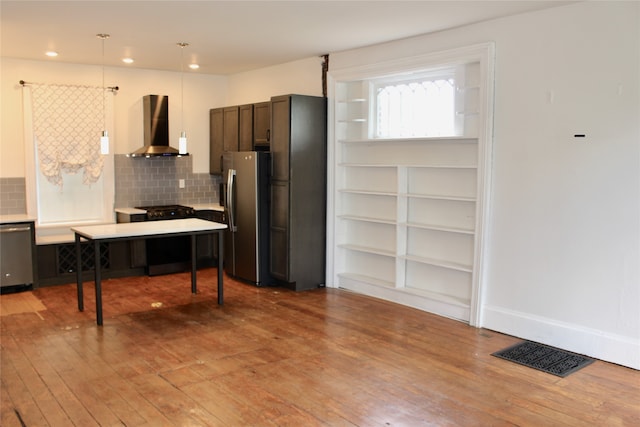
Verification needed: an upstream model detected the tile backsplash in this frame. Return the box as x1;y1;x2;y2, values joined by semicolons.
114;155;220;208
0;156;221;216
0;177;27;215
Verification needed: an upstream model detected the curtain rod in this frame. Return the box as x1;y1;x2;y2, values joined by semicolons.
19;80;119;92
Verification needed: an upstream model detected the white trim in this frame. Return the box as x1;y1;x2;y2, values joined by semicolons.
329;43;497;82
22;87;37;218
469;42;495;327
483;305;640;370
325;74;337;288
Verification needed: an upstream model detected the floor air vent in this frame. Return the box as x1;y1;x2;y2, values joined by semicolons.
492;340;595;377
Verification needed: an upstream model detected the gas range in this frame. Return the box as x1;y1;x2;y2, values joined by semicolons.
135;204;196;221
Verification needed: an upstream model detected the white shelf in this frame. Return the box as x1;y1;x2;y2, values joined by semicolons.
339;243;395;258
400;254;473;273
407;165;477;169
403;221;474;235
340;163;477;170
339;214;396;225
400;286;470;308
339;163;396;167
403;193;476;202
337;98;367;103
338;272;395;289
338;189;397;197
338;119;367;123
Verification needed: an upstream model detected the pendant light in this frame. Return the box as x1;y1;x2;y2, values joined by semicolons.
177;42;189;155
97;33;110;155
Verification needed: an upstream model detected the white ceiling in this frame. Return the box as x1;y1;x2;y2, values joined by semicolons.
1;1;573;75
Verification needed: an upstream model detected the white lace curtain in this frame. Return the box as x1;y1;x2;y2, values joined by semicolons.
26;83;108;187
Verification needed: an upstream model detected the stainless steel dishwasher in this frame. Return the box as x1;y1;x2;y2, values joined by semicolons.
0;222;35;289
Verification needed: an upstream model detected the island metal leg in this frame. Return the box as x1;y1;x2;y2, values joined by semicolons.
94;240;103;326
191;234;197;294
218;230;223;305
75;233;83;311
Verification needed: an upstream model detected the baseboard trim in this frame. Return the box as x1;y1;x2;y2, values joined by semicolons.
482;305;640;370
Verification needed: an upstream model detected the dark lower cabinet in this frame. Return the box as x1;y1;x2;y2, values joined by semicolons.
269;180;289;280
37;240;140;287
269;94;327;291
195;209;225;265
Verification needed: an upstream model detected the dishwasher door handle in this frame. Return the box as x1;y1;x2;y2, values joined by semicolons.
0;226;31;233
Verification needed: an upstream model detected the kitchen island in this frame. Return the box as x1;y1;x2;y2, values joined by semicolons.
71;218;227;325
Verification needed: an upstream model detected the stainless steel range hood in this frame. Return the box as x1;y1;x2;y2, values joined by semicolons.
129;94;188;157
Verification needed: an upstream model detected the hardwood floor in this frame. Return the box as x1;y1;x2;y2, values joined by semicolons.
1;268;638;426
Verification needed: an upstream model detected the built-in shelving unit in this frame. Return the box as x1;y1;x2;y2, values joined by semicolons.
330;47;494;323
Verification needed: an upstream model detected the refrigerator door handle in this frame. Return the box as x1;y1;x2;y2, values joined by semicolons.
226;168;237;232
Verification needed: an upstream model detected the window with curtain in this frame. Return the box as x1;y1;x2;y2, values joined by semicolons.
23;83;115;229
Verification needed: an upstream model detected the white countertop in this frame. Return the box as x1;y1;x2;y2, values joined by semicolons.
114;207;147;215
191;203;224;212
0;214;37;224
71;218;227;240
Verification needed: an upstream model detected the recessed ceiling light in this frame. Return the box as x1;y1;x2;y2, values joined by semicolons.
122;58;134;64
189;63;199;70
45;51;58;57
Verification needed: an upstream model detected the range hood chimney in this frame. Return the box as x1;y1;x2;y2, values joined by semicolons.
129;95;188;157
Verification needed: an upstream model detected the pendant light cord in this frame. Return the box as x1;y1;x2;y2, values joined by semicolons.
178;42;188;133
181;45;184;132
97;34;110;133
102;36;106;128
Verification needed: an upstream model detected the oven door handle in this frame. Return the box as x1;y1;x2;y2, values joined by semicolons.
226;168;237;232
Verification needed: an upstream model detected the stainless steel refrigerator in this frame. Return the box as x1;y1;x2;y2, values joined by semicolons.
222;151;272;286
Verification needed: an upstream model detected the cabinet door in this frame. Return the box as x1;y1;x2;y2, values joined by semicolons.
253;101;271;149
270;96;291;181
238;104;254;151
209;108;224;175
270;180;289;281
223;106;239;152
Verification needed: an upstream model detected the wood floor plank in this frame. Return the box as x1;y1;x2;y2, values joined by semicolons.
17;335;100;426
1;269;638;426
129;372;222;426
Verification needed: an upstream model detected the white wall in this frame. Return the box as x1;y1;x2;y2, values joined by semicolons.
330;1;639;369
226;56;324;105
0;58;228;174
0;56;322;176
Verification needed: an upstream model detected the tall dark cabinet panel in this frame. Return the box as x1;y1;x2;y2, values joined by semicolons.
223;106;240;152
238;104;254;151
269;94;327;291
210;106;241;175
253;101;271;149
209;108;224;175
